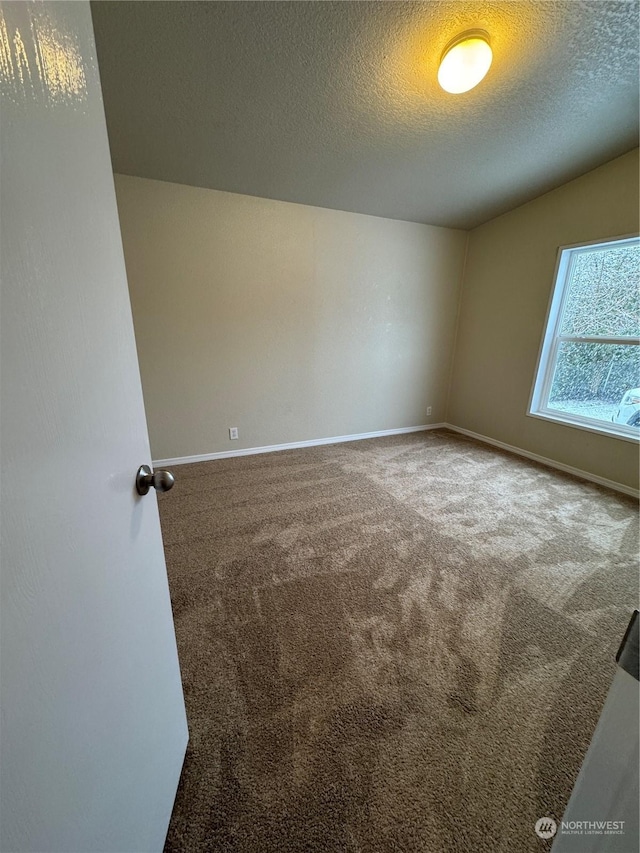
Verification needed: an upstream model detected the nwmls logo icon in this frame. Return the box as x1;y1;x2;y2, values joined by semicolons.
535;815;626;841
535;818;558;839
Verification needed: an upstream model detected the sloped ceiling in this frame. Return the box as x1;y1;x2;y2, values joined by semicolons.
91;1;639;229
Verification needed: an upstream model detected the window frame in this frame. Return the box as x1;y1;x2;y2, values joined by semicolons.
528;233;640;443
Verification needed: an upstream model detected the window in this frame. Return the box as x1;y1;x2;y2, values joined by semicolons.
529;235;640;441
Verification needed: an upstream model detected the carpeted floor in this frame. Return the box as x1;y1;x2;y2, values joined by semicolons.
159;429;639;853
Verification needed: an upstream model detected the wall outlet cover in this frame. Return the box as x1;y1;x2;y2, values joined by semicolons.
229;427;239;440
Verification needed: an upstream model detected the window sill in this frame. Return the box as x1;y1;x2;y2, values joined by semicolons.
527;409;640;443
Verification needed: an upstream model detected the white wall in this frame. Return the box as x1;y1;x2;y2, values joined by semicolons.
114;175;467;461
448;149;640;491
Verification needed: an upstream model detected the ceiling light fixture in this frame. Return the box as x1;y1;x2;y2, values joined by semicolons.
438;30;492;94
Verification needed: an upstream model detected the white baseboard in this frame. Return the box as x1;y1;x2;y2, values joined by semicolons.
444;424;639;499
153;421;638;499
153;423;447;467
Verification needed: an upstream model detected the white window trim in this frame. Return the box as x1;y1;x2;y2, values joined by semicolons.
528;233;640;443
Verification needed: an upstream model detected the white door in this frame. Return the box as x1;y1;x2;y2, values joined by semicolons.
0;2;188;851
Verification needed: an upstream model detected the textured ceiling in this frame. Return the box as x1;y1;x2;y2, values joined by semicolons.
91;1;639;229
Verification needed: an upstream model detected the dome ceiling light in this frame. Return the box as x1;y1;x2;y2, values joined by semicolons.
438;30;493;94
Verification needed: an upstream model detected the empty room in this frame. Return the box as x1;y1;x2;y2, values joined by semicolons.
1;1;639;852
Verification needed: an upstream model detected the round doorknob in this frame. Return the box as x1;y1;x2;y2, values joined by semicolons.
136;465;175;496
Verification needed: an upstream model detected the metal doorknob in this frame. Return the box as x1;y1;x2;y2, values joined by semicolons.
136;465;175;496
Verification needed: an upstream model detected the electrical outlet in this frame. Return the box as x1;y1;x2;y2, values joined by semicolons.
427;407;432;416
229;427;239;440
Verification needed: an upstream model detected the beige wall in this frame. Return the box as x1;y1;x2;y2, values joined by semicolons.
448;149;640;490
114;175;467;460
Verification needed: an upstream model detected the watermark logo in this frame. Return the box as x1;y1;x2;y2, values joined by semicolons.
560;820;625;836
535;818;558;839
535;817;625;840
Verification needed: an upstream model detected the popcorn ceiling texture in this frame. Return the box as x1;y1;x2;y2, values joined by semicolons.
159;430;638;852
91;1;639;229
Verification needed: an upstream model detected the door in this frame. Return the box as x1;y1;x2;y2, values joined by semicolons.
0;2;188;851
551;612;639;852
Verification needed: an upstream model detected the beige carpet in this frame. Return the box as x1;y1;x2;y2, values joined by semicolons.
159;429;639;853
